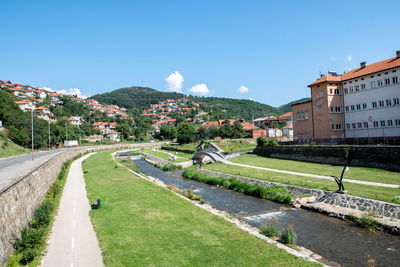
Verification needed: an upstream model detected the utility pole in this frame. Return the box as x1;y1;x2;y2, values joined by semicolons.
31;105;34;161
66;124;68;141
78;124;81;144
48;120;51;150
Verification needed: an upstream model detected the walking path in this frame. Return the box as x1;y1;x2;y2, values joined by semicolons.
222;160;400;189
42;153;104;267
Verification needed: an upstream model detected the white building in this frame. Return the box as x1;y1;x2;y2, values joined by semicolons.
342;51;400;139
69;116;83;126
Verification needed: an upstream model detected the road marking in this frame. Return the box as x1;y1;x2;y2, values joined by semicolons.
72;237;75;249
72;219;75;229
73;207;76;215
71;263;73;267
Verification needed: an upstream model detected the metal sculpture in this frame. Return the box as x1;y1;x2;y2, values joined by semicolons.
331;166;349;194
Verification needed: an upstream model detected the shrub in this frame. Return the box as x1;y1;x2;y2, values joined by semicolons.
162;164;182;172
5;253;22;267
256;137;268;147
32;201;53;227
358;213;378;229
49;183;62;197
281;227;297;244
260;223;280;237
20;248;38;265
265;139;279;147
14;227;46;254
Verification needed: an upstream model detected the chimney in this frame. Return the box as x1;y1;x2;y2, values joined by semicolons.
396;50;400;58
360;61;366;68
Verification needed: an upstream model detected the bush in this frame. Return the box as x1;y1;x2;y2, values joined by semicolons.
14;227;46;254
265;139;279;147
256;137;268;147
20;248;38;265
182;168;291;204
161;164;182;172
281;228;297;244
32;201;53;227
5;253;22;267
358;213;378;229
260;223;280;237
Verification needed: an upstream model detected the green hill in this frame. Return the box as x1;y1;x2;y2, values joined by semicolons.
278;97;311;113
92;87;282;121
92;87;184;111
0;132;30;158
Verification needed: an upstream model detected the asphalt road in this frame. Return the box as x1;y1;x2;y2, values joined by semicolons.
0;150;63;170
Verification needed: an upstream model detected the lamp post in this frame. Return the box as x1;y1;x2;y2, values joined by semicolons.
48;120;51;150
31;105;34;160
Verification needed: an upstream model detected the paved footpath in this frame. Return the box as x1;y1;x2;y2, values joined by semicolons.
42;153;103;267
222;160;400;189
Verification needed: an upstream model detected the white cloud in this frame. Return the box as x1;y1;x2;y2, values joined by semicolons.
165;71;184;93
57;88;89;99
330;57;336;61
249;97;254;101
188;83;210;96
237;86;248;93
347;55;352;61
41;87;54;92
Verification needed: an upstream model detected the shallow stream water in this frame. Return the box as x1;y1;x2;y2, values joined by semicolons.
133;158;400;266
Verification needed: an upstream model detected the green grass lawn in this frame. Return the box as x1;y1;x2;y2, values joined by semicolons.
142;148;192;163
0;134;30;158
204;163;400;204
231;153;400;185
168;139;256;153
82;151;320;266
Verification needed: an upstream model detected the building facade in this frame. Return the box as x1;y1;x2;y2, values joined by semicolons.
292;50;400;143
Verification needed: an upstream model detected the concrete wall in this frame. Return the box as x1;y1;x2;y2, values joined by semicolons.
0;143;163;265
253;145;400;171
199;169;400;220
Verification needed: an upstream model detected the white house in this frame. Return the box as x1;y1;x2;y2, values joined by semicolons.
266;128;282;137
35;106;51;120
104;130;120;142
69;116;83;126
15;100;34;112
282;123;293;137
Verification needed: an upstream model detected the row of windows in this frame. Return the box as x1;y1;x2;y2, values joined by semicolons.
344;76;399;94
296;111;309;120
345;97;400;112
329;88;341;95
330;106;342;113
346;119;400;129
331;124;342;130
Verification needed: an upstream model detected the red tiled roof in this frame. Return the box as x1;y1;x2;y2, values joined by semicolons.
104;130;119;134
242;123;258;130
282;123;293;129
278;112;292;120
35;106;49;110
308;75;342;87
92;122;108;126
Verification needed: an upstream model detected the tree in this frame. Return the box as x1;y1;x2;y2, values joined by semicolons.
116;123;131;140
196;126;208;140
158;124;177;140
208;126;219;139
177;122;196;144
231;120;245;138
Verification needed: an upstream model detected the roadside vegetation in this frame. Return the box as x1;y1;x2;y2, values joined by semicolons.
82;151;319;266
204;163;400;204
0;132;30;158
231;153;400;185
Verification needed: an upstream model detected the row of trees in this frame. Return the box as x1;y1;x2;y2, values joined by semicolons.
155;120;248;143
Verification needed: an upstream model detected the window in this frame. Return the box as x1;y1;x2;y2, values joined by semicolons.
362;103;367;109
305;111;308;119
377;80;383;87
363;122;368;128
330;107;334;113
336;124;342;130
357;122;362;128
395;119;400;126
371;81;376;88
350;86;354;92
373;121;378;127
379;100;384;107
345;106;349;111
385;78;390;85
301;111;304;119
393;77;398;84
356;104;361;110
344;88;348;94
329;89;333;94
355;85;360;92
331;124;335;130
387;120;393;127
352;123;356;129
380;120;385;127
297;112;300;120
334;89;340;94
346;123;350;129
351;105;355;111
394;98;400;105
361;84;366;90
386;99;392;106
335;106;341;112
372;101;377;108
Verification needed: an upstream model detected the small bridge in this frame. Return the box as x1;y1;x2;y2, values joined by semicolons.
192;150;226;164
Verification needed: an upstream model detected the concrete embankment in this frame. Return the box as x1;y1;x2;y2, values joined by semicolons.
0;142;164;265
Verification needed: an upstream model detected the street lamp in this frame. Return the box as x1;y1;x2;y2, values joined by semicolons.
31;104;35;160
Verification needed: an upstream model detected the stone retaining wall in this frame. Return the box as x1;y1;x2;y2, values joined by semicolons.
161;146;196;154
198;169;400;220
253;145;400;171
0;142;163;265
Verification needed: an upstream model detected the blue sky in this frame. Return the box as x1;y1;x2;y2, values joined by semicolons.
1;0;399;107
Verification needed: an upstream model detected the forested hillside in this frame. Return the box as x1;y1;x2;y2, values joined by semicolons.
92;87;184;111
93;87;283;121
278;97;311;113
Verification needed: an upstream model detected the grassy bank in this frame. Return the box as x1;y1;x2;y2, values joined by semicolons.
205;163;400;204
168;139;256;153
0;133;30;159
83;151;319;266
142;148;192;163
231;153;400;185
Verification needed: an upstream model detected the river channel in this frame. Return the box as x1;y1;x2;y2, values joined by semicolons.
132;158;400;266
